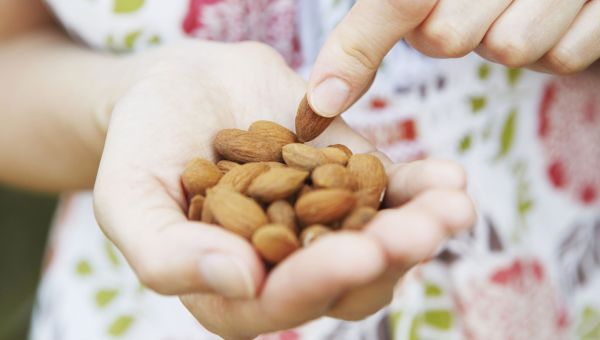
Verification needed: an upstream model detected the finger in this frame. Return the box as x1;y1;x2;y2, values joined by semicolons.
385;159;467;207
181;233;387;338
406;0;513;57
479;0;586;67
533;0;600;75
307;0;436;118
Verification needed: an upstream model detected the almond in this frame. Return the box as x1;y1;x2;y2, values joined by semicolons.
355;187;384;209
295;188;356;225
249;120;297;148
312;164;354;190
201;198;215;224
187;195;205;221
248;167;309;202
341;206;377;230
295;95;334;142
321;147;349;165
282;143;327;171
218;162;270;193
328;144;353;158
182;158;223;197
347;154;387;191
252;224;299;263
267;200;296;232
298;184;313;198
266;161;286;169
216;160;240;173
300;225;331;246
214;129;282;163
207;186;268;238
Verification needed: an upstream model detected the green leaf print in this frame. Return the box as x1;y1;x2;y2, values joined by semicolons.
388;311;402;339
497;109;517;159
95;289;119;308
76;260;93;276
458;133;472;154
578;306;600;340
409;317;422;340
424;282;443;297
108;315;135;337
105;240;120;267
148;35;161;45
114;0;145;14
124;30;142;49
506;68;522;87
423;310;453;330
478;63;491;80
470;96;487;113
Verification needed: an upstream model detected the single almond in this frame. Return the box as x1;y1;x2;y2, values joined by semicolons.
207;186;268;238
214;129;282;163
182;158;223;197
187;195;205;221
249;120;297;148
266;161;286;169
321;147;350;165
267;200;297;232
252;224;299;264
295;188;356;225
201;197;215;224
248;167;309;202
282;143;328;171
218;162;270;193
328;144;353;158
347;154;387;191
355;187;385;209
295;95;334;142
312;164;354;190
216;160;240;173
300;225;331;246
341;206;377;230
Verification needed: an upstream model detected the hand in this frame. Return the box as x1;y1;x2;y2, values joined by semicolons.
307;0;600;118
93;41;475;339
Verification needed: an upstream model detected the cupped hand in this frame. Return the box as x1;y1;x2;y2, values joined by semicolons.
93;41;475;339
308;0;600;118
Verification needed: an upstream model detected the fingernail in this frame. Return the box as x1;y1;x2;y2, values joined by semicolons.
310;77;351;117
199;254;255;299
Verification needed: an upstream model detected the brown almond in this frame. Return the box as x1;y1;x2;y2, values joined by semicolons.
207;186;268;238
321;147;350;165
295;95;334;142
218;162;270;193
266;161;286;169
216;160;240;173
355;187;384;209
282;143;327;171
182;158;223;197
214;129;282;163
300;225;331;246
187;195;205;221
252;224;299;264
347;154;387;191
342;206;377;230
267;200;296;232
328;144;353;158
249;120;297;148
295;188;356;225
201;198;215;224
248;167;309;202
312;164;354;190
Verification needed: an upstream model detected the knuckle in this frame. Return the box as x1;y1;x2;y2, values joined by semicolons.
484;35;535;68
337;28;381;73
543;48;587;75
422;21;477;57
386;0;436;21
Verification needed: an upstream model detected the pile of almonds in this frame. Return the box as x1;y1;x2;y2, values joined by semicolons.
182;96;388;265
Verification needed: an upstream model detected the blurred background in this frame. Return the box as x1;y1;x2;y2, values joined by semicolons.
0;187;56;340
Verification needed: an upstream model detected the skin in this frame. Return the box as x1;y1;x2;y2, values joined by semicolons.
1;1;475;339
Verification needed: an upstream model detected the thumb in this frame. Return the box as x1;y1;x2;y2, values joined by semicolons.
308;0;436;117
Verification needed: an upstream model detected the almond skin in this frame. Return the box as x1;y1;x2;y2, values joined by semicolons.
218;162;270;193
201;198;215;224
252;224;299;264
328;144;353;158
248;167;309;202
342;206;377;230
182;158;223;197
249;120;297;148
214;129;282;163
355;187;385;209
266;161;286;169
312;164;354;190
321;147;350;165
295;188;356;225
347;154;387;208
216;160;240;173
282;143;328;171
295;95;334;142
267;200;297;232
187;195;205;221
207;186;268;238
300;225;331;246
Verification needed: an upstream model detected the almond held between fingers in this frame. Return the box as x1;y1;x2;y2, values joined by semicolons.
252;224;300;264
312;164;354;190
216;160;240;173
300;225;332;246
206;186;268;239
214;129;282;163
295;94;334;142
218;162;270;193
321;147;349;165
248;167;309;202
328;144;353;158
267;200;297;232
188;195;205;221
295;188;356;225
248;120;297;148
282;143;327;171
182;158;223;197
341;206;377;230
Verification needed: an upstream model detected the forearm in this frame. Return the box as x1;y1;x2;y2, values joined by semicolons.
0;28;135;192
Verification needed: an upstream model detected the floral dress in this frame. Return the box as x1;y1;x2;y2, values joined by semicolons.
32;0;600;339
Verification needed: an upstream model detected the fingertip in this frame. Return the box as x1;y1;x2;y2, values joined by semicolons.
308;77;351;118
